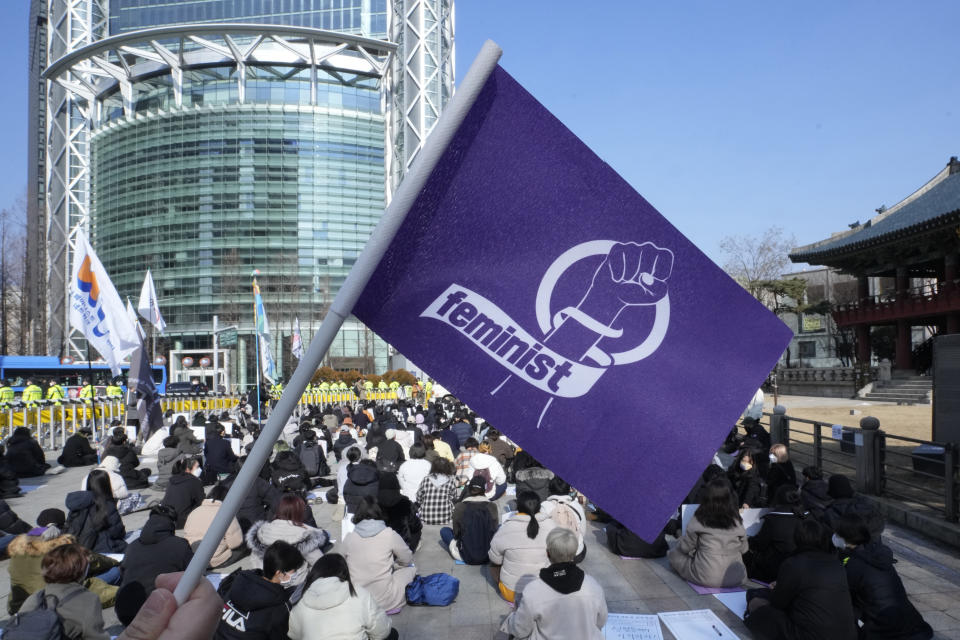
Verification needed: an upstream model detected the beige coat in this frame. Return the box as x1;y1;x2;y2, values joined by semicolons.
183;499;244;568
501;573;607;640
488;513;557;593
289;577;392;640
668;514;749;587
340;520;415;611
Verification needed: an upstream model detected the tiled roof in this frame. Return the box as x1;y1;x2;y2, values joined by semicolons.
790;162;960;262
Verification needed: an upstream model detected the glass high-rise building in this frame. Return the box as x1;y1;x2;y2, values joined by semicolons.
27;0;454;387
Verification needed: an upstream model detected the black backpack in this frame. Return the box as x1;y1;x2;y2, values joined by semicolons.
3;589;83;640
456;503;496;565
297;441;322;477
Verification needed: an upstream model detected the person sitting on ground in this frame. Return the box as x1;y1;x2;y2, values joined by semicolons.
82;456;130;500
204;422;238;482
294;429;330;487
824;475;885;541
343;458;380;516
184;483;248;569
744;518;857;640
288;552;397;640
332;428;358;462
0;444;23;498
744;486;808;583
500;527;607;639
397;443;431;500
465;443;508;501
377;471;422;551
742;416;772;453
423;433;455;463
102;427;151;489
453;438;480;487
247;494;330;584
668;477;748;588
436;423;461;458
224;458;283;534
340;496;416;612
7;510;120;614
450;413;473;447
441;475;499;564
271;449;311;497
5;426;50;477
215;540;306;640
799;465;832;519
18;543;111;640
0;497;31;555
171;415;203;455
604;518;669;559
489;490;558;603
161;456;205;528
375;428;406;473
834;513;933;640
155;435;186;490
765;443;797;499
333;446;362;505
58;426;99;467
119;503;193;602
485;428;515;470
415;457;459;526
513;453;555;501
65;469;127;554
540;477;588;562
728;447;765;509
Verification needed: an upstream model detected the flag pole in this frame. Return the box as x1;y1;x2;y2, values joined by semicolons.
174;40;503;604
252;273;262;426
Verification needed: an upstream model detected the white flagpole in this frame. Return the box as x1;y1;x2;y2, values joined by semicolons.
174;40;503;604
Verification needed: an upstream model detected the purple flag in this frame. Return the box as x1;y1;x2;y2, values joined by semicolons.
353;66;792;541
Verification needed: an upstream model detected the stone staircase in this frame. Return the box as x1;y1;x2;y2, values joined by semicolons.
863;374;932;404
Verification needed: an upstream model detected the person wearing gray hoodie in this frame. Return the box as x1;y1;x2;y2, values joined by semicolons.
155;435;185;490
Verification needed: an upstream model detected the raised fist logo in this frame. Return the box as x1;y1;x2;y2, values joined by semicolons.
588;241;674;308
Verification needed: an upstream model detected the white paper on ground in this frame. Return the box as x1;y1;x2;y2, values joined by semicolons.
148;475;158;483
714;591;748;620
682;505;770;536
506;485;517;496
658;609;739;639
602;612;664;639
190;426;206;441
103;553;124;562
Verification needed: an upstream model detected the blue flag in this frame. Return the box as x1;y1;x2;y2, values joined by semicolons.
353;66;792;541
253;278;276;383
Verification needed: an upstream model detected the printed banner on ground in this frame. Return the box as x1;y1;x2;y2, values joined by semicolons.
353;66;792;541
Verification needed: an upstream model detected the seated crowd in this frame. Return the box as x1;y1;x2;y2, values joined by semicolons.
0;400;934;640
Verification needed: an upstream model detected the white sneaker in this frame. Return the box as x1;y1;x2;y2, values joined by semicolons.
47;465;66;475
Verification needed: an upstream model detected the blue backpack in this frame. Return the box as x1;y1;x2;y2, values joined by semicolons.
405;573;460;606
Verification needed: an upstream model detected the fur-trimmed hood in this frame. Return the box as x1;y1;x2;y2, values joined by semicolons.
7;532;76;557
245;518;329;558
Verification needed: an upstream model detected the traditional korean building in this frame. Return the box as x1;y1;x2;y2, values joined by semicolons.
789;157;960;372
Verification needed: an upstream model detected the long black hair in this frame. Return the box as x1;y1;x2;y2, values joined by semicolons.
693;477;742;529
85;469;115;529
516;491;542;539
303;553;356;597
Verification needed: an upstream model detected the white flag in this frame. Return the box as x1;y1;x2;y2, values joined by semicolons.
137;269;167;334
292;317;303;360
126;298;147;340
69;232;141;375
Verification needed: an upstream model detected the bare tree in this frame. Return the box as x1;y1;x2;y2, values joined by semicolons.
1;195;27;354
719;226;797;304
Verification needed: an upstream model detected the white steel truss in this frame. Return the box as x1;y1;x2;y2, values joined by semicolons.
43;24;396;360
389;0;454;194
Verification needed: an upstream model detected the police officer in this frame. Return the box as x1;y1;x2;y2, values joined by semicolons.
21;379;43;408
0;379;13;407
105;378;124;399
45;379;66;406
78;378;95;405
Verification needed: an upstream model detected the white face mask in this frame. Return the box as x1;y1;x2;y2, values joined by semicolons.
832;534;847;550
191;466;203;478
769;454;778;464
740;461;752;471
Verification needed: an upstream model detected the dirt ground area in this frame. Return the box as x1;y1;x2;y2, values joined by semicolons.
769;399;934;441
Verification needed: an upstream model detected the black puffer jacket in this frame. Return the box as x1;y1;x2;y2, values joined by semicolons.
223;473;281;533
0;499;30;534
58;433;98;467
515;467;554;501
842;542;933;640
745;510;804;582
216;569;291;640
825;496;885;540
162;472;205;528
5;430;47;477
801;479;832;518
342;463;379;513
64;490;126;553
766;461;798;500
270;452;309;494
745;550;857;640
728;465;764;508
205;433;238;476
120;514;193;596
0;457;22;498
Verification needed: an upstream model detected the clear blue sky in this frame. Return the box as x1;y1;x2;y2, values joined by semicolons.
2;1;958;265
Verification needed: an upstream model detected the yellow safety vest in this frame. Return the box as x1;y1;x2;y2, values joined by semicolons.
46;385;65;406
106;385;123;398
79;385;94;404
0;386;14;405
22;384;43;406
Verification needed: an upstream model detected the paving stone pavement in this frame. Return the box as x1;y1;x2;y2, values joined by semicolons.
2;453;959;639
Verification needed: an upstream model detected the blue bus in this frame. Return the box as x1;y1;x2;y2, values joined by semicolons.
0;355;167;395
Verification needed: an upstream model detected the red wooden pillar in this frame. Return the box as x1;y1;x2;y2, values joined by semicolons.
895;319;911;370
